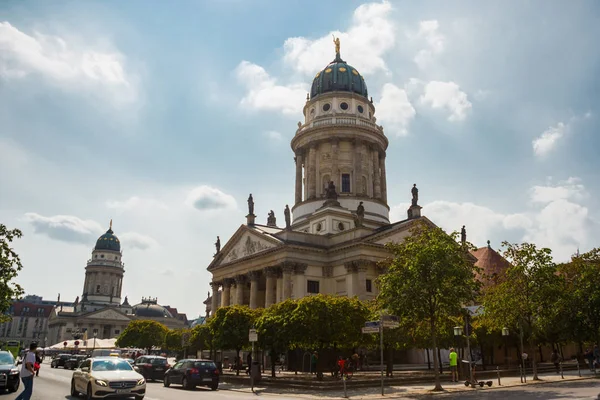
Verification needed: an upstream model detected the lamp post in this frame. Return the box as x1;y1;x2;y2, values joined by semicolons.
44;336;48;349
464;314;474;387
502;327;509;368
454;326;462;379
92;332;97;353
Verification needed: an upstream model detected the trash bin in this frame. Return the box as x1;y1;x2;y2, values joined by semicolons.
251;361;261;382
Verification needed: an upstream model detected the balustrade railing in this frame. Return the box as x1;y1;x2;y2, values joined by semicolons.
297;117;384;134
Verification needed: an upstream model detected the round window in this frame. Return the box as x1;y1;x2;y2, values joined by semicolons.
340;102;349;110
316;223;322;232
322;103;331;112
338;222;345;231
357;105;364;113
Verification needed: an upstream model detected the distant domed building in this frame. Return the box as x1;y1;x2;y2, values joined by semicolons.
48;221;187;344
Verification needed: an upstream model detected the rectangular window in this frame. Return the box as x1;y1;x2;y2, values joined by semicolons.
341;174;351;193
96;285;101;293
366;279;372;293
114;330;120;335
307;280;320;294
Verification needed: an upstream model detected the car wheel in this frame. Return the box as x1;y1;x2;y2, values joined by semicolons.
135;396;145;400
210;384;218;391
8;380;19;393
71;379;79;397
182;377;190;390
163;376;170;387
86;383;95;400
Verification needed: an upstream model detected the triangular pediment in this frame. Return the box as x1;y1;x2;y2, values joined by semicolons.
83;307;133;322
209;225;282;269
366;216;438;245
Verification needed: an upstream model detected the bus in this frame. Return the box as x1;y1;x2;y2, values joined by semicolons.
5;341;21;359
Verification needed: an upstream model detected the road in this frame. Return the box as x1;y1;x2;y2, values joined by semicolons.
5;366;600;399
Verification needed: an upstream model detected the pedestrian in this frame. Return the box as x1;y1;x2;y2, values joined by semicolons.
584;348;594;372
16;342;37;400
449;348;458;382
246;353;252;375
550;349;560;374
310;351;318;374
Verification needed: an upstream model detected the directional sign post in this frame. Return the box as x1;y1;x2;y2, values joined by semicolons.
361;326;380;334
248;329;258;342
360;315;399;396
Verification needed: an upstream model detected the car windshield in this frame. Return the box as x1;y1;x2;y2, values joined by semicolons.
150;358;167;365
92;359;133;371
193;361;216;369
0;353;14;365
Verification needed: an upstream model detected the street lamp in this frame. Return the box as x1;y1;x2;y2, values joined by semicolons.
502;327;509;368
454;326;463;380
92;332;97;353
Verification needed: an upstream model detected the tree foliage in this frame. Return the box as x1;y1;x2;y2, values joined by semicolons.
377;222;479;390
164;328;190;351
189;324;212;353
0;225;24;322
481;241;561;380
116;320;169;351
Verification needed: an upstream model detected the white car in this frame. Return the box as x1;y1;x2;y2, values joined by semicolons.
71;357;146;399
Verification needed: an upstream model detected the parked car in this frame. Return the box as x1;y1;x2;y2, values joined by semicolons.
64;355;88;370
71;357;145;400
133;355;169;381
51;354;72;368
163;359;219;391
0;351;20;393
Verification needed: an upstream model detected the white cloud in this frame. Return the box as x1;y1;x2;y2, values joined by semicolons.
413;20;445;69
420;81;472;121
119;232;158;250
185;185;237;211
391;177;596;261
106;196;169;212
235;61;307;115
282;1;395;76
23;213;104;244
0;21;137;104
375;83;416;136
263;131;284;141
532;122;567;157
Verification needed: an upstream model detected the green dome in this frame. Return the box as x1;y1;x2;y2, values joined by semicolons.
94;227;121;252
310;54;368;99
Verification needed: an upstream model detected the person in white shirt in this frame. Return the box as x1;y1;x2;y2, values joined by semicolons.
16;342;37;400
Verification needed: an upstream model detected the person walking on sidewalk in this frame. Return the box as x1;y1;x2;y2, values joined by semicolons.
16;342;37;400
550;349;561;374
449;348;458;382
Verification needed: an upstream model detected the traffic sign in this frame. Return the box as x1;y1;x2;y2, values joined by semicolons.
362;326;380;334
365;320;380;328
249;328;258;342
382;320;399;328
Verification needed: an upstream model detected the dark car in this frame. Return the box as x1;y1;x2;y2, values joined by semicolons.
64;355;87;370
50;354;72;368
163;359;219;391
133;355;169;381
0;351;20;392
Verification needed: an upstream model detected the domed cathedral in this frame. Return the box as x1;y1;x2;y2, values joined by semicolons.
47;221;187;344
205;39;451;317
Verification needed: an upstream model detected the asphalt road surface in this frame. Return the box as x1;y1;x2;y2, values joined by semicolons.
5;366;600;399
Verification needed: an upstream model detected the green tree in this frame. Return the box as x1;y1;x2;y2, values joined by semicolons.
377;222;479;391
0;224;24;321
481;242;560;380
116;320;169;352
255;299;299;377
189;324;213;358
558;248;600;345
209;305;262;375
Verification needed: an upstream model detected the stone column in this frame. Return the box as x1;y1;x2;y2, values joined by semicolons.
210;282;219;315
307;145;317;199
282;263;294;299
331;140;339;188
295;152;304;204
372;150;381;199
380;152;387;203
354;140;363;195
221;279;232;307
344;262;359;297
293;264;308;299
275;270;283;303
356;262;369;300
248;271;260;309
264;267;277;308
234;275;245;305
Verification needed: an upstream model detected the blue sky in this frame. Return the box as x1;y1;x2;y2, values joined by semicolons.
1;0;599;318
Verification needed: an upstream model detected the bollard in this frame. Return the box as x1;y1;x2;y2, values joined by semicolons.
496;366;501;386
560;362;564;379
576;360;581;377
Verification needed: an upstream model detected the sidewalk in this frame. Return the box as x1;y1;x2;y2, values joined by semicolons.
219;369;599;399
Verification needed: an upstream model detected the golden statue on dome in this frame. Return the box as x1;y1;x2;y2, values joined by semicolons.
332;35;340;56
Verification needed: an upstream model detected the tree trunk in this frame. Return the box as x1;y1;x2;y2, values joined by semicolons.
529;337;539;380
426;348;431;370
480;343;486;371
430;319;443;391
538;345;544;363
236;349;240;376
437;347;443;374
270;349;276;378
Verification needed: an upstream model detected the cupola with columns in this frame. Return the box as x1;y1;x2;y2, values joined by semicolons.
291;37;389;234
